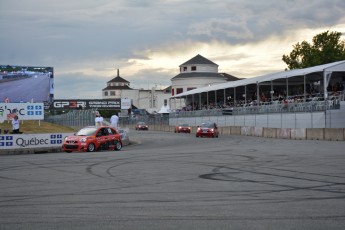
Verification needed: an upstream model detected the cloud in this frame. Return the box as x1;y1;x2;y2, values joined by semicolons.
1;0;345;99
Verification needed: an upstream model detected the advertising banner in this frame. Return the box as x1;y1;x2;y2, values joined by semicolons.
0;133;73;150
121;98;131;109
0;103;44;122
50;99;130;110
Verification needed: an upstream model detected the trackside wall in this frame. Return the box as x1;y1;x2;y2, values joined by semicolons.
125;124;345;141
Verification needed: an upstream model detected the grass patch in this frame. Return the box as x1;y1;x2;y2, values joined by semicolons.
0;120;77;134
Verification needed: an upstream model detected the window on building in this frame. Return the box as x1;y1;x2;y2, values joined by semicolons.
191;66;196;71
110;91;116;96
172;88;174;96
176;88;183;94
183;66;187;71
164;99;167;106
104;91;108;96
187;87;196;91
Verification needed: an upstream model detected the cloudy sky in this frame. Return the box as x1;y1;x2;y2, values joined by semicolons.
1;0;345;99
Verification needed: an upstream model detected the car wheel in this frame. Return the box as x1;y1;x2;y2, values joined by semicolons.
87;143;96;152
115;141;122;151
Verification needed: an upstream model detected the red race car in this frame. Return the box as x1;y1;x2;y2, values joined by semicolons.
196;122;219;138
135;122;149;130
174;123;191;133
62;126;123;153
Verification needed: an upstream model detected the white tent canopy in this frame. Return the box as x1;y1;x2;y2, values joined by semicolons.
171;61;345;99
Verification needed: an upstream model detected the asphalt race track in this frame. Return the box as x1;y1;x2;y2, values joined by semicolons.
0;131;345;230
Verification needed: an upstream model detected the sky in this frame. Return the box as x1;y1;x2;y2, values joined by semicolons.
1;0;345;99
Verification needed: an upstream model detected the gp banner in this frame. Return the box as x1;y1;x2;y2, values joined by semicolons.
0;103;44;122
50;99;124;110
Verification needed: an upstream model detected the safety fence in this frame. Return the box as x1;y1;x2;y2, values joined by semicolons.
171;100;341;117
44;110;96;129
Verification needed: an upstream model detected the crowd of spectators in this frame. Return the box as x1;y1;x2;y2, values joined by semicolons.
179;82;345;112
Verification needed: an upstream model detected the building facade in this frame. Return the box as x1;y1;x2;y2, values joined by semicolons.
102;70;171;114
102;55;239;113
170;54;239;110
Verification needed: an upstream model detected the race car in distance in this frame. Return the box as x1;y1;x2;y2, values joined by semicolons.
196;122;219;138
62;126;122;153
135;122;149;130
174;123;191;133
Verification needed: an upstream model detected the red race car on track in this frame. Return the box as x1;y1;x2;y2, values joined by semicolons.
174;123;191;133
135;122;149;130
196;122;219;138
62;126;122;153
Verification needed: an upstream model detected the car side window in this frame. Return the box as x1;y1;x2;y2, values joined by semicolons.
101;128;108;136
96;130;102;137
107;128;116;135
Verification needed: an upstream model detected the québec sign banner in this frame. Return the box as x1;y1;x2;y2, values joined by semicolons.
50;99;127;110
0;133;73;150
0;103;44;121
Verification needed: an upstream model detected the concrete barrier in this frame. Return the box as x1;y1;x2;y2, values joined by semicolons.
221;126;231;135
231;126;241;135
263;128;277;138
290;129;306;140
277;128;291;139
130;123;344;141
254;127;263;137
324;128;344;141
241;126;251;136
306;128;324;140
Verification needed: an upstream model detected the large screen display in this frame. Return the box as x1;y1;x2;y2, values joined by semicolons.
0;65;54;103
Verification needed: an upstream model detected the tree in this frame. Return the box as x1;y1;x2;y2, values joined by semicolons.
282;30;345;70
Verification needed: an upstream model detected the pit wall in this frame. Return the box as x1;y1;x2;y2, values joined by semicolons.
126;124;345;141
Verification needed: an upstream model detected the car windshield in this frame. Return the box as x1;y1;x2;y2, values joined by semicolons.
76;127;98;136
180;124;189;126
200;123;213;128
138;122;146;125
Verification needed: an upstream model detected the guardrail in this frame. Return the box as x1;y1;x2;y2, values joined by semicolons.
170;100;341;118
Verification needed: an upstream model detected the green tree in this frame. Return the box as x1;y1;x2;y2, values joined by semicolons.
282;30;345;70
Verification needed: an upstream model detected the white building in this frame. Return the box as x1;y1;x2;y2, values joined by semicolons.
102;70;171;114
170;54;239;110
102;55;239;113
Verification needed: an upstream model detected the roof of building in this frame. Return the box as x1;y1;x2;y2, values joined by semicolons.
107;69;130;83
171;72;239;81
107;75;130;83
102;85;132;91
180;54;218;67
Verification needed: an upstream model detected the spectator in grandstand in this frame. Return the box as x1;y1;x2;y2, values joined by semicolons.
4;97;9;103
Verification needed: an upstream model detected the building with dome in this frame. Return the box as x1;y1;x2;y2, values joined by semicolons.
102;69;132;99
102;69;171;114
102;55;239;113
170;54;239;110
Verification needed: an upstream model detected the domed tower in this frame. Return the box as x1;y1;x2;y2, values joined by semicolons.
102;69;132;99
171;54;237;96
